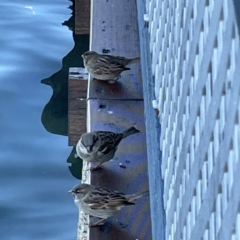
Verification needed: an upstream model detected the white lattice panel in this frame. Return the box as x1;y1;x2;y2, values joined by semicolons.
146;0;240;239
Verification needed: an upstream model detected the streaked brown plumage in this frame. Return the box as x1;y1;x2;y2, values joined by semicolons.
76;127;140;170
69;183;149;226
81;51;140;82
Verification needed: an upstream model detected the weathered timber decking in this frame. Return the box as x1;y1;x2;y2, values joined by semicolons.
73;0;153;239
88;100;151;240
88;0;143;100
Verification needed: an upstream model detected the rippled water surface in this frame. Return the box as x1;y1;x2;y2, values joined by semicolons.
0;1;82;239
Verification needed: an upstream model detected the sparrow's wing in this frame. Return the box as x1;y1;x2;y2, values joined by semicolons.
92;62;129;75
96;55;130;68
97;55;129;66
97;131;123;154
84;187;134;209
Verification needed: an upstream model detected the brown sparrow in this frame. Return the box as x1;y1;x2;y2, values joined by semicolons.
81;51;140;82
76;127;140;170
69;183;149;226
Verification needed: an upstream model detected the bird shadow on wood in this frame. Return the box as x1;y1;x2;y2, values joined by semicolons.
90;79;124;99
90;219;135;240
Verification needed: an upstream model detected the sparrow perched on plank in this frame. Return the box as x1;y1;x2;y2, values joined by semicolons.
76;127;140;170
81;51;140;82
68;183;149;226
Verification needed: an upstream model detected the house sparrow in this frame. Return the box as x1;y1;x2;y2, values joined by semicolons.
68;183;149;226
81;51;140;82
76;127;140;170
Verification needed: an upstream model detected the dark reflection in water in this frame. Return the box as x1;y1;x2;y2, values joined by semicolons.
41;32;89;180
0;0;88;239
41;0;89;180
41;35;89;137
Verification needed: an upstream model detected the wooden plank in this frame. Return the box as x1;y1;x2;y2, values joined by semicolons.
68;68;88;146
69;67;88;80
68;123;86;134
68;124;85;133
68;100;86;110
69;91;87;99
87;99;152;240
69;80;88;89
68;114;87;145
68;116;86;124
88;0;143;100
68;135;83;146
68;108;86;116
75;0;90;35
75;0;152;239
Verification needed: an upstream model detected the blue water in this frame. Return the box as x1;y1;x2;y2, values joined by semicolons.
0;1;81;239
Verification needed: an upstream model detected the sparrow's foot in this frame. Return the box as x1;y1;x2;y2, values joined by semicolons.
85;165;103;171
107;79;117;84
90;166;103;171
89;218;106;227
108;75;120;84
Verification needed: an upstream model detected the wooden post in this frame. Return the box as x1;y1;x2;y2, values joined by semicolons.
68;67;88;146
75;0;90;35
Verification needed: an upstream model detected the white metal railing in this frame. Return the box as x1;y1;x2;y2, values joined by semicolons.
146;0;240;239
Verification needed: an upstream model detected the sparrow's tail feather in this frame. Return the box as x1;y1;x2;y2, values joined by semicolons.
128;57;140;65
128;191;149;202
122;127;140;139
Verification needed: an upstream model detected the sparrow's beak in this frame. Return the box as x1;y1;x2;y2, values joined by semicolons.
68;190;73;194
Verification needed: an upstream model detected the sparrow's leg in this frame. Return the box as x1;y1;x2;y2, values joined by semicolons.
108;75;120;84
107;79;117;84
89;164;103;171
89;218;106;227
85;163;103;171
